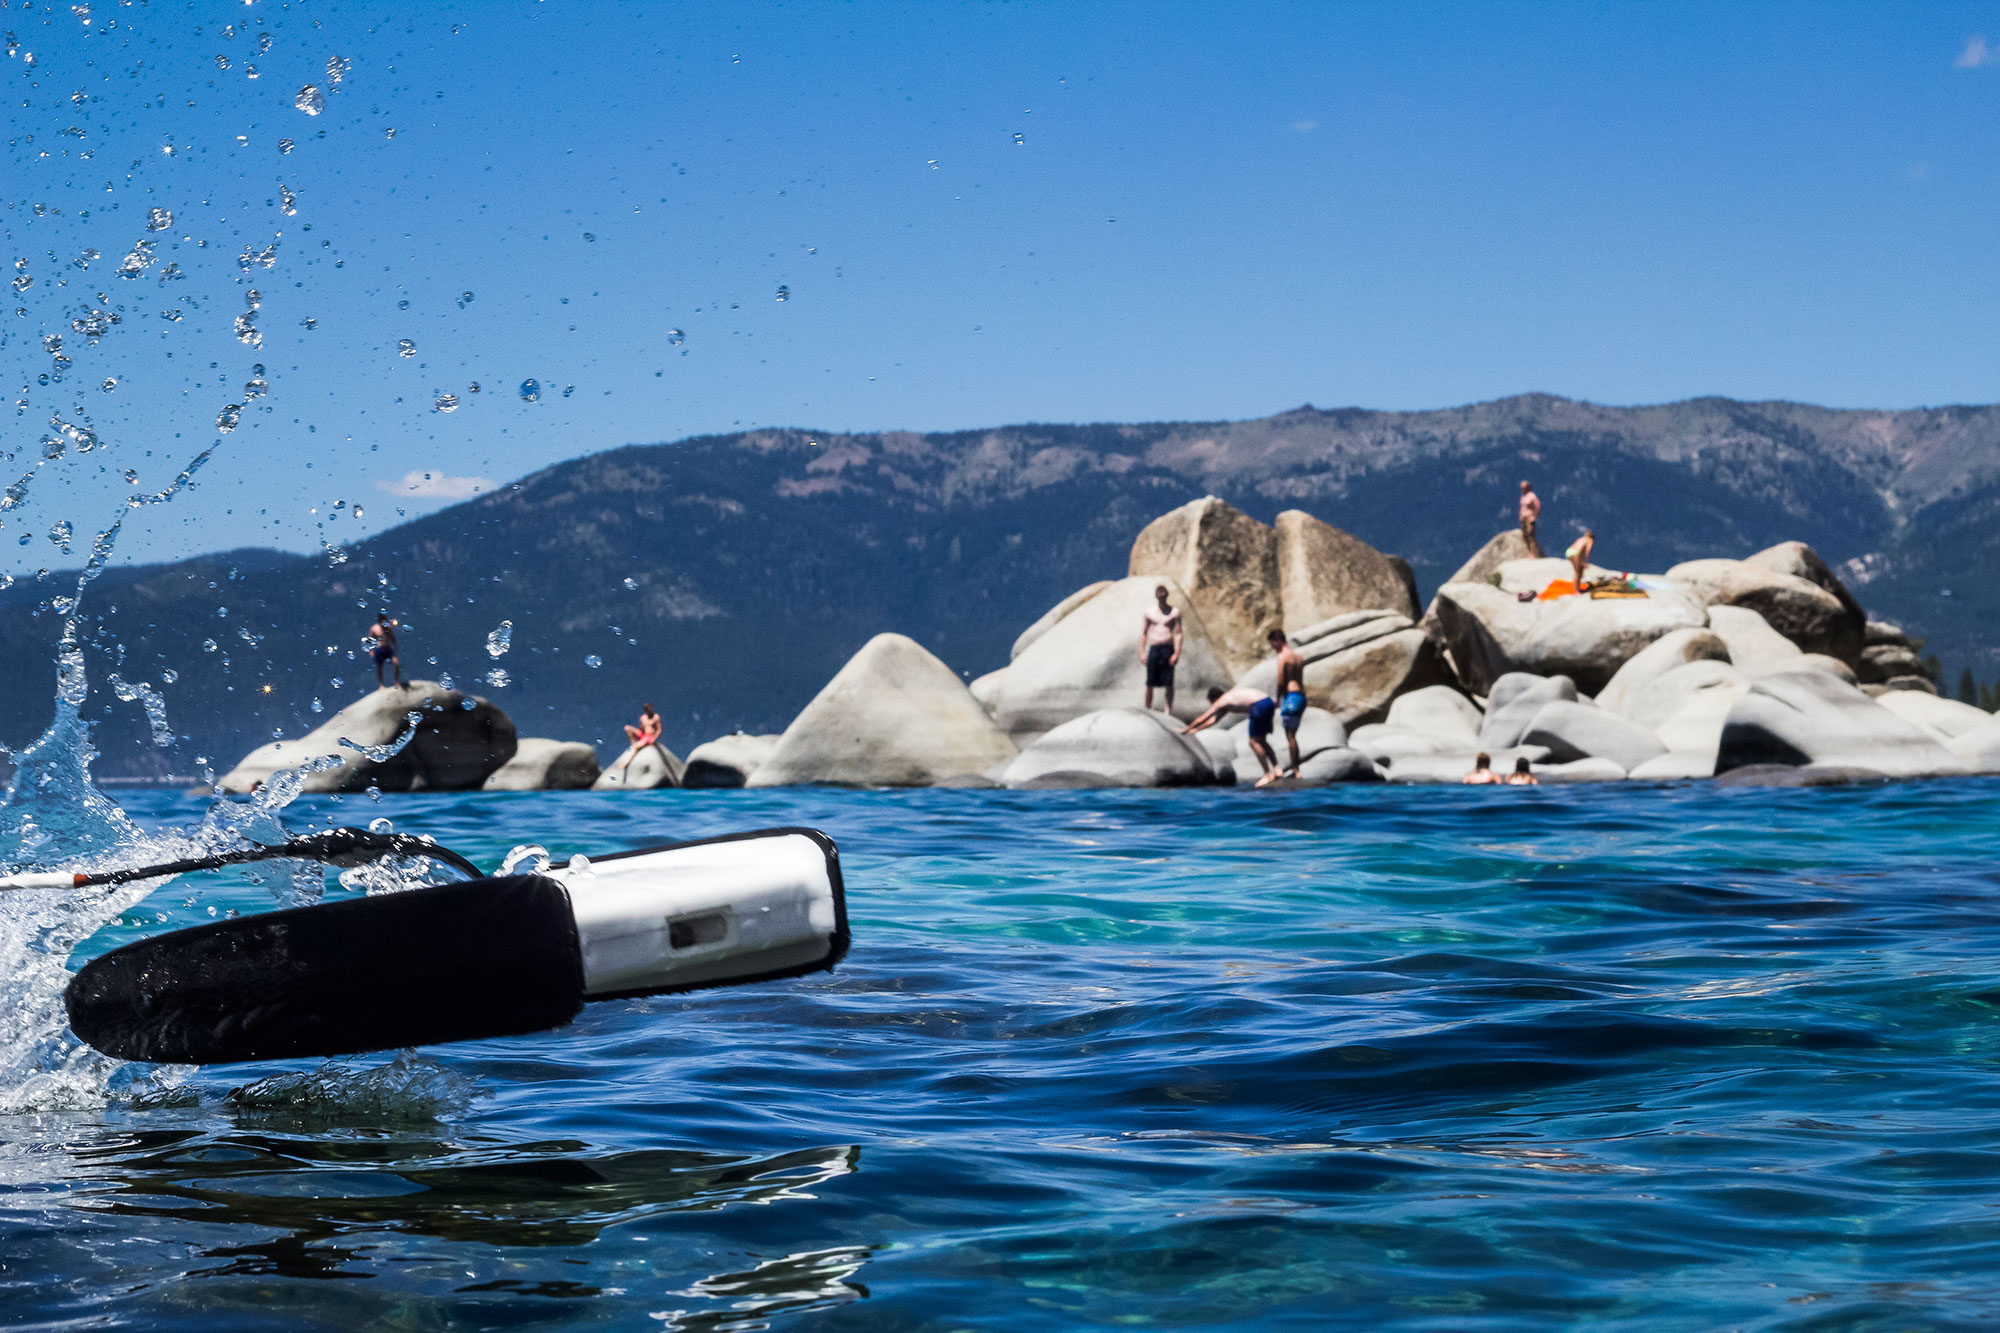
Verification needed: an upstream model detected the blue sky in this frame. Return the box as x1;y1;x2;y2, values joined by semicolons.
5;1;2000;569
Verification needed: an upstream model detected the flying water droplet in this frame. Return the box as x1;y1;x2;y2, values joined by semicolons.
310;696;323;713
433;393;458;413
584;654;602;669
483;667;509;688
216;404;242;433
1013;132;1025;146
667;328;685;347
48;520;71;553
623;577;638;590
244;377;269;399
518;378;540;402
485;620;512;658
99;377;116;393
279;185;297;216
278;137;294;154
396;339;416;358
294;85;325;115
775;285;789;302
327;55;351;84
145;207;172;232
202;638;218;653
457;291;474;307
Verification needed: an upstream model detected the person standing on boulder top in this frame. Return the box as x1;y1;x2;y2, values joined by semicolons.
1269;627;1307;780
1139;584;1184;713
367;610;402;690
1519;480;1543;557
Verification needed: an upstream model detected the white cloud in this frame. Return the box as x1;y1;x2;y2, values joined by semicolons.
1956;34;1994;68
377;470;494;499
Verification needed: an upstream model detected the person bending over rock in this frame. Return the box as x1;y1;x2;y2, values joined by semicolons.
1519;480;1542;557
1506;756;1538;786
1463;753;1503;785
1565;528;1596;592
1139;584;1184;713
368;610;402;690
1268;627;1307;779
1183;686;1283;787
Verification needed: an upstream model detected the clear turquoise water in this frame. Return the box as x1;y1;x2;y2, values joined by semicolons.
5;779;2000;1329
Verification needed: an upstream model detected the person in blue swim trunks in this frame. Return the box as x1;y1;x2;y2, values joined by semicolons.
1268;627;1307;780
1182;685;1281;786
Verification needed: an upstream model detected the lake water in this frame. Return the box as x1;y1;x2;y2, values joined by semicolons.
4;777;2000;1329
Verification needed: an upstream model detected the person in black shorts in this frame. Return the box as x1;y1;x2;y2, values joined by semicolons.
1138;584;1184;713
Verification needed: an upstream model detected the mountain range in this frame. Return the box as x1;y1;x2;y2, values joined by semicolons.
5;393;1996;778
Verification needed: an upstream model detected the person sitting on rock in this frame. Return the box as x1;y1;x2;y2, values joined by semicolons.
623;703;662;752
1139;584;1183;714
1565;529;1596;593
1463;752;1503;785
1506;756;1538;786
1269;627;1307;780
1183;686;1283;787
367;610;402;690
1519;480;1542;557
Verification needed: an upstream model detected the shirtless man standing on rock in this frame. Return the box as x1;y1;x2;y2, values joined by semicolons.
368;611;402;690
1139;584;1184;714
1519;480;1543;557
1270;627;1307;781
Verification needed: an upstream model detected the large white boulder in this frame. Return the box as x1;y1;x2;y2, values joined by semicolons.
1385;685;1483;744
1001;707;1223;788
1478;673;1580;750
990;577;1234;741
968;669;1007;712
751;633;1019;786
1430;571;1707;695
1273;510;1416;631
1535;758;1630;784
1629;660;1752;757
482;738;600;791
1665;555;1862;662
1716;670;1966;777
1595;628;1732;716
1129;497;1279;676
1628;752;1716;781
592;742;685;790
1011;581;1113;661
681;732;781;788
1293;748;1385;784
1521;700;1667;772
1705;605;1803;675
219;681;517;794
1348;723;1467;766
1875;692;1991;742
1949;712;2000;772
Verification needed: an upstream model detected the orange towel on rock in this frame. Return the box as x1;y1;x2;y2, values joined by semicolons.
1536;580;1579;601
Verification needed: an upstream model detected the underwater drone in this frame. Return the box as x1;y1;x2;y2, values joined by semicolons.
4;826;847;1066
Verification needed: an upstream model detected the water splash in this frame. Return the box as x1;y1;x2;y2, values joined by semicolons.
485;620;512;658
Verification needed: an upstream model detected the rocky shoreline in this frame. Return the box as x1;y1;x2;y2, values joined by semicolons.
219;498;1997;793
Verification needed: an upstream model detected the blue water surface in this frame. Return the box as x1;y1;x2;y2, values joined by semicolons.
5;779;2000;1330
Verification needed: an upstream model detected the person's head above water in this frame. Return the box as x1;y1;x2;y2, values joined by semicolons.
1473;752;1492;770
1513;756;1532;774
